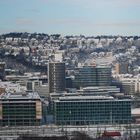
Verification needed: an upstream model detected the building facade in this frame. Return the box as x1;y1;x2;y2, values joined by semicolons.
115;63;129;74
121;81;135;95
74;66;111;88
48;62;65;93
0;92;42;126
0;62;5;80
53;96;131;125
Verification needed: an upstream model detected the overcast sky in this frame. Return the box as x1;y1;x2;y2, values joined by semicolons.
0;0;140;36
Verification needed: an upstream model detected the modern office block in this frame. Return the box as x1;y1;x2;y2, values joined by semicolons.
74;66;111;88
96;67;111;86
0;62;5;80
26;80;41;92
121;81;135;95
115;63;128;74
48;62;65;93
0;92;42;126
66;77;73;88
53;96;131;125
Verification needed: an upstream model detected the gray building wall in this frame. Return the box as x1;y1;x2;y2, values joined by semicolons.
48;62;65;93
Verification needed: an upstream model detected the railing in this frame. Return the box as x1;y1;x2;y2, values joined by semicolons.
0;124;139;138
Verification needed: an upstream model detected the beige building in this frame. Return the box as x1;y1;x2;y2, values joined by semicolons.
0;92;42;126
135;80;140;94
115;63;128;74
115;75;140;95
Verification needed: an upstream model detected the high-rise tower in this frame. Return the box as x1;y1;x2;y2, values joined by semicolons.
48;62;65;93
0;62;5;80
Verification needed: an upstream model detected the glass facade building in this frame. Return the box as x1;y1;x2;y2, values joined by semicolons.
74;66;111;88
54;96;131;125
0;92;42;126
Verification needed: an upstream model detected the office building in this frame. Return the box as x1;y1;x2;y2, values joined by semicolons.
53;95;131;125
74;66;111;88
48;62;65;93
135;80;140;94
26;80;41;92
0;92;42;126
66;77;73;88
0;88;5;95
115;63;128;74
121;81;135;95
0;62;5;80
35;84;49;97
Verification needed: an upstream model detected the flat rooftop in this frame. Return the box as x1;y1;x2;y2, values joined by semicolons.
55;95;131;102
79;86;120;92
82;86;119;90
57;95;114;101
0;92;40;100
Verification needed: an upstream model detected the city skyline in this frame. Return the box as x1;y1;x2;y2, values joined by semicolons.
0;0;140;36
